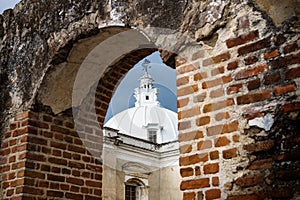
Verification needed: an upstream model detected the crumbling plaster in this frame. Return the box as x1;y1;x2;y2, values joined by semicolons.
0;0;299;136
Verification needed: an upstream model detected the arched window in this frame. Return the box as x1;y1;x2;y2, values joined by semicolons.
125;178;145;200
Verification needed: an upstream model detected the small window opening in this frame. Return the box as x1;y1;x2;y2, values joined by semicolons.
148;130;157;143
125;184;136;200
146;95;149;100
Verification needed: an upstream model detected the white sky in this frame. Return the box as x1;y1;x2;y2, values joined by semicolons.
0;0;20;13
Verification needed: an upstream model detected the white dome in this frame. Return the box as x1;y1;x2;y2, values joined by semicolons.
104;105;178;143
105;60;178;144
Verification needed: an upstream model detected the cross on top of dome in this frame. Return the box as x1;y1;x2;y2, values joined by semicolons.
134;60;160;107
142;59;151;76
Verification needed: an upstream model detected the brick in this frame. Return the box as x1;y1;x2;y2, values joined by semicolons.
205;189;221;200
270;52;300;69
249;158;273;170
51;125;69;134
47;174;65;182
207;121;238;136
69;161;85;169
193;93;206;103
203;99;234;113
244;140;274;152
13;127;35;137
236;175;263;187
50;141;67;150
65;121;74;129
274;83;296;96
179;106;201;120
183;192;195;200
267;188;293;199
180;144;192;154
179;153;208;166
177;63;199;74
178;130;203;142
274;34;286;46
247;79;260;90
68;145;85;154
196;116;210;126
282;102;300;112
26;152;46;162
235;64;268;80
227;61;239;70
210;88;224;98
180;167;194;177
226;30;259;48
202;75;232;89
215;112;230;121
177;76;189;86
12;161;25;169
283;43;299;54
194;72;207;81
227;193;265;200
238;37;271;56
237;89;271;105
197;140;212;150
192;50;205;60
39;180;49;188
210;151;219;160
41;165;50;172
263;72;281;85
66;193;83;200
26;169;47;179
232;135;239;142
43;115;52;122
86;180;102;188
264;49;279;59
28;136;47;145
10;123;17;130
66;177;84;186
275;169;300;181
203;163;219;174
176;56;188;66
177;98;189;108
203;52;230;66
212;177;219;186
10;178;25;187
14;111;37;121
215;136;230;147
180;178;210;190
177;84;198;97
285;66;300;80
27;119;49;129
223;148;237;159
195;166;201;176
178;121;191;131
227;83;242;94
244;55;258;65
47;190;64;197
48;157;67;166
23;186;44;195
211;66;225;76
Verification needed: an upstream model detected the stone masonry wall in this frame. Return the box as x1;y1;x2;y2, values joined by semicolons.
0;0;299;200
0;111;102;199
176;4;300;199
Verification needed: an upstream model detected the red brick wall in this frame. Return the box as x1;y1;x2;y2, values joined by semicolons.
177;27;299;199
0;111;102;199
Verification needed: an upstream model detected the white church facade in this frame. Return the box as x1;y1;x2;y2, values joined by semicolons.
102;60;182;200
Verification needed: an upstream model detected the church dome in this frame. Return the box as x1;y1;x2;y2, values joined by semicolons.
104;60;178;144
104;105;178;143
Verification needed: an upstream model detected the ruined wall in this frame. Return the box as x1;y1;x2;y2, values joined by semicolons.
0;0;299;199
